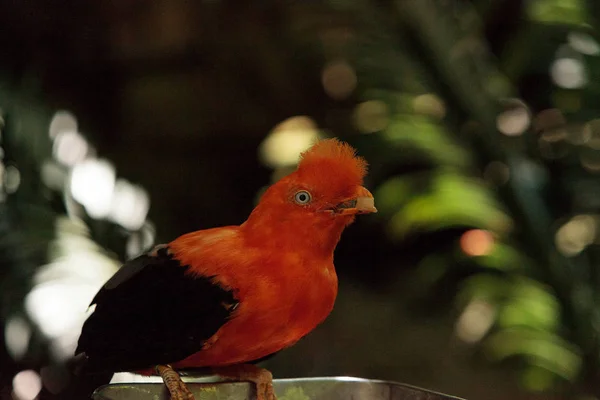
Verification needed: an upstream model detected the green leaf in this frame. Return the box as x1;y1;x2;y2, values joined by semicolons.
497;279;561;331
528;0;590;27
383;116;472;168
485;328;581;381
388;173;512;239
374;175;423;216
462;242;527;272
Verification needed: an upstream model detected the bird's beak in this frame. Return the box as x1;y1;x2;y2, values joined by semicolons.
334;186;377;215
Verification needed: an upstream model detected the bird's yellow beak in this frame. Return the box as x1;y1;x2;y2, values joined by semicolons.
355;186;377;214
335;186;377;215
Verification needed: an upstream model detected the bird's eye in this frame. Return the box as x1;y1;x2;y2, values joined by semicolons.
294;190;312;205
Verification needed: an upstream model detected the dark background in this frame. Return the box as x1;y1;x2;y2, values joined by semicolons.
1;1;600;399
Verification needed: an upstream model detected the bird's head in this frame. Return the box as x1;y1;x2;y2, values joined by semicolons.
244;139;376;253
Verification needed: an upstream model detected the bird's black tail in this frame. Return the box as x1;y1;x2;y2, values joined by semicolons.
38;354;113;400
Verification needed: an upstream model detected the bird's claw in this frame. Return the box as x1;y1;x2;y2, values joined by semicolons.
253;368;275;400
157;364;195;400
213;364;276;400
257;378;276;400
168;379;195;400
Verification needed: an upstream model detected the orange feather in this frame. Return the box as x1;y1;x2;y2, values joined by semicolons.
167;138;374;369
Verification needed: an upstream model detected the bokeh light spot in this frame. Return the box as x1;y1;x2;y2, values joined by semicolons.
25;282;93;338
41;161;68;191
497;99;530;136
5;317;31;361
534;108;568;143
53;130;89;167
555;215;596;256
413;93;446;119
49;111;77;139
550;58;587;89
4;164;21;193
108;179;150;231
12;370;42;400
565;124;589;145
460;229;495;257
483;161;510;186
568;31;600;55
260;116;320;168
31;218;120;359
353;100;389;134
455;300;496;343
321;60;357;100
70;159;116;218
584;119;600;149
513;158;548;186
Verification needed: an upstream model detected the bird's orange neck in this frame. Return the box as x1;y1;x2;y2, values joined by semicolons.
241;205;353;258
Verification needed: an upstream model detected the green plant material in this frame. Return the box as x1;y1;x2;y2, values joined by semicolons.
458;274;512;303
497;279;561;332
485;328;582;382
459;275;560;329
383;116;472;169
411;254;449;295
528;0;590;27
374;175;423;216
388;172;512;239
460;242;527;272
521;365;559;392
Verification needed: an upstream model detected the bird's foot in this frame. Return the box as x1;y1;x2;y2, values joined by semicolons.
213;364;275;400
157;364;195;400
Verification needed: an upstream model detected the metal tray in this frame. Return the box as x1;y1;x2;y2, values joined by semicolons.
93;376;465;399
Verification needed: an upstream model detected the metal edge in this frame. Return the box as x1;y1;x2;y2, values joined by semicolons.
275;377;466;399
95;376;466;399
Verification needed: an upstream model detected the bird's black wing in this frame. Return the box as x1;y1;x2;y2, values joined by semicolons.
76;246;238;373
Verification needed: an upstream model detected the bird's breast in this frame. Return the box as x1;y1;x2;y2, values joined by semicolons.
175;257;337;368
235;257;338;351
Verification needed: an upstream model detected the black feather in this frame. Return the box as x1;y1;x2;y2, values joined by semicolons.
76;246;237;373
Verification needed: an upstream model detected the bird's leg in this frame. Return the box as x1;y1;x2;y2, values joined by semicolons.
213;364;276;400
156;365;195;400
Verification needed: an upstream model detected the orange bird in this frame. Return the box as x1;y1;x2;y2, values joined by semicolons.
56;139;376;400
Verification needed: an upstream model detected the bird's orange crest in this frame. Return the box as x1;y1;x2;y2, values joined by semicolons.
297;139;367;190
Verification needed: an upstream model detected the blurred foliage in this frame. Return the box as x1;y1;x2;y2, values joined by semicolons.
352;0;600;397
5;0;600;399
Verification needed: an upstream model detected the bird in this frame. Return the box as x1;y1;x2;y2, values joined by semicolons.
41;138;376;400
